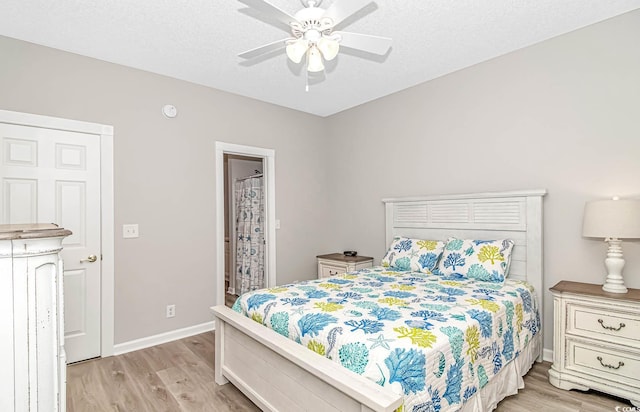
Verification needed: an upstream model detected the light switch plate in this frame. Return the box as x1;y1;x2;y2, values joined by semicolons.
123;224;139;238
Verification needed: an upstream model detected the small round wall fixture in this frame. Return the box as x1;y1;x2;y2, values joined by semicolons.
162;104;177;118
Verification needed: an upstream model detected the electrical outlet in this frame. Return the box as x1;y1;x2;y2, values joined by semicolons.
123;224;139;238
166;304;176;318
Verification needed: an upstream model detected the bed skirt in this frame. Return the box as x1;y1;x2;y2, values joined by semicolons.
461;332;541;412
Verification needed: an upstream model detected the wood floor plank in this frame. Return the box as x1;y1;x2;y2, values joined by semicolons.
68;332;634;412
119;351;183;411
67;358;118;411
139;339;204;372
93;355;147;411
157;364;213;411
183;334;216;369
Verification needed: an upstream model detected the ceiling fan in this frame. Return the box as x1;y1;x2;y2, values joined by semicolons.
238;0;392;75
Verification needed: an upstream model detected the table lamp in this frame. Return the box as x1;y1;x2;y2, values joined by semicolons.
583;197;640;293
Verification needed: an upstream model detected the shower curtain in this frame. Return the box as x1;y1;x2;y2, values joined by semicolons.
235;176;265;295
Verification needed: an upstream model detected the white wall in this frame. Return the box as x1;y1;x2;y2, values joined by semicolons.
325;10;640;352
0;35;333;344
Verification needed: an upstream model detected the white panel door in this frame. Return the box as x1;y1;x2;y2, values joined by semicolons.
0;122;101;363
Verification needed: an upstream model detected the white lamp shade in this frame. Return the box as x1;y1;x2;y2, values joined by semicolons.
286;39;309;64
307;46;325;72
317;37;339;61
583;199;640;239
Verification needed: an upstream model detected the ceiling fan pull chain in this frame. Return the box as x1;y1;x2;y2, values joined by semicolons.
305;51;310;91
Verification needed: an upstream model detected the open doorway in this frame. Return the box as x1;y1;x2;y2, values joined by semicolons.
215;142;276;309
224;154;264;307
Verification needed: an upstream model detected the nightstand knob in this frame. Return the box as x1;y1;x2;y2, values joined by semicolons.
597;356;624;370
597;318;626;331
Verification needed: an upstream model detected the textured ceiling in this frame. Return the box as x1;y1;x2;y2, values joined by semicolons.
1;0;639;117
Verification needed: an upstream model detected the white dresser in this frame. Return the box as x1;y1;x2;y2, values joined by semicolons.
549;281;640;407
316;253;373;279
0;224;72;412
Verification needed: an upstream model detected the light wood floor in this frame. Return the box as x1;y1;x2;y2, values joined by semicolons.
68;332;633;412
496;363;631;412
67;332;259;412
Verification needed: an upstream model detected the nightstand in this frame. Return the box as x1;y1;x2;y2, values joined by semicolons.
549;281;640;406
316;253;373;279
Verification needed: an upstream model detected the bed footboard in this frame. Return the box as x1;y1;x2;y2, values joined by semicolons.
211;305;403;412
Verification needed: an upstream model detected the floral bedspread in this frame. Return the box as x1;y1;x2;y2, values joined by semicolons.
232;267;540;412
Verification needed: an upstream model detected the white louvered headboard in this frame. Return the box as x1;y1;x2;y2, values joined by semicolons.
382;189;547;355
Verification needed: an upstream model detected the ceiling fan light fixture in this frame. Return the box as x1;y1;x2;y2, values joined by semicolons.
285;39;309;64
239;0;393;82
307;46;325;72
317;36;339;61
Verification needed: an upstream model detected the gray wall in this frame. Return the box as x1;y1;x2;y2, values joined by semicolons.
0;35;333;344
325;10;640;352
1;9;639;353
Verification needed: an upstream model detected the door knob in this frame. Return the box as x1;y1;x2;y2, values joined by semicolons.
80;255;98;263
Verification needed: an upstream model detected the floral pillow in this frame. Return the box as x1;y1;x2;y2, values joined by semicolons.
381;237;445;272
434;238;515;282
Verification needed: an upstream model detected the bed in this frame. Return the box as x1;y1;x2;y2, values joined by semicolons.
211;189;546;412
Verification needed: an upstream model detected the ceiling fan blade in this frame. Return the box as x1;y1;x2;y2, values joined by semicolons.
322;0;372;28
334;31;392;55
239;38;290;59
238;0;299;26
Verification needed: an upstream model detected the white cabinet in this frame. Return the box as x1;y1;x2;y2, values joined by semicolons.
316;253;373;279
0;224;71;412
549;281;640;407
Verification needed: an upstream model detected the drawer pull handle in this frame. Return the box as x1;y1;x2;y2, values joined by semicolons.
597;318;625;331
597;356;624;370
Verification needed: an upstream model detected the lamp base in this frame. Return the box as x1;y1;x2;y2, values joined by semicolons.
602;282;628;294
601;238;628;294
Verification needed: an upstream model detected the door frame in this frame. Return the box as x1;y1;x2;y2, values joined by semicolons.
0;109;115;357
215;142;276;306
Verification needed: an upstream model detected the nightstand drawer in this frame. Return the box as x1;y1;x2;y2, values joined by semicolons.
320;263;346;278
568;303;640;347
317;253;373;279
567;339;640;388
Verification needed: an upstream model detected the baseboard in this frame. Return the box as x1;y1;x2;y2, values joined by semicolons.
113;321;215;356
542;347;553;363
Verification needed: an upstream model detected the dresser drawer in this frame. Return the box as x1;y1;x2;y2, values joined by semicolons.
567;302;640;348
566;339;640;389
